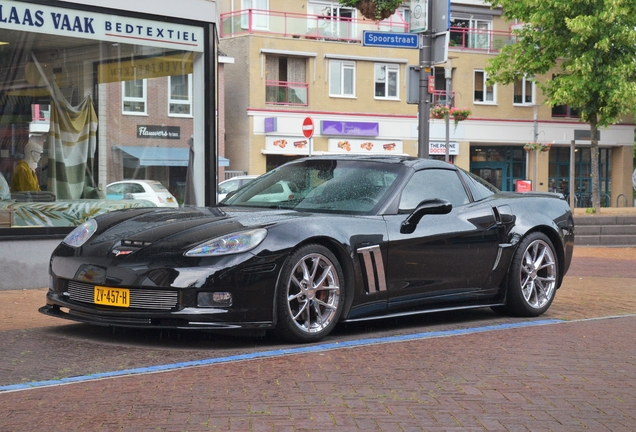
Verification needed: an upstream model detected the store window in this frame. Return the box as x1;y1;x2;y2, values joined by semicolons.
0;2;209;234
474;70;496;103
548;147;611;207
374;64;399;99
122;79;147;114
329;60;356;97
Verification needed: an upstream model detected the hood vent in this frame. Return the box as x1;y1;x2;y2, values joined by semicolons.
111;239;153;257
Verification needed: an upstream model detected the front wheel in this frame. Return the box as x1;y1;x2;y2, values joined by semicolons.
498;232;559;317
274;244;345;343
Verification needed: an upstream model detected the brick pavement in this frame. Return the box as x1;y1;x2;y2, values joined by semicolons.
0;246;634;431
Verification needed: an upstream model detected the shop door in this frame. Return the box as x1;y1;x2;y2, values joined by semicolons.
470;147;526;192
470;163;505;190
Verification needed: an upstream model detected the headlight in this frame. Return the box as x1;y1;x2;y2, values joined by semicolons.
63;219;98;247
184;228;267;257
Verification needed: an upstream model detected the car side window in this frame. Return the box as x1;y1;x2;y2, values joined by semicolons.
130;184;145;194
399;169;470;211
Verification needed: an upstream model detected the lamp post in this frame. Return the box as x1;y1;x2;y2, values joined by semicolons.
444;59;453;163
532;104;539;191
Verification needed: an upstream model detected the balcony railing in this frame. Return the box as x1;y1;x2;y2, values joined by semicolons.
449;27;516;52
221;9;407;41
265;80;309;106
431;90;456;107
220;9;515;53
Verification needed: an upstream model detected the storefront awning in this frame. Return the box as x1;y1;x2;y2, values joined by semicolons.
116;146;229;167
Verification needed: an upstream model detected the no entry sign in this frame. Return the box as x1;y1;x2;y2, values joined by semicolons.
302;117;314;139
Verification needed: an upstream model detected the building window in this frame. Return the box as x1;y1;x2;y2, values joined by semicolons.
122;79;147;114
450;16;492;50
474;70;495;103
374;64;399;99
241;0;269;30
169;74;193;116
265;56;308;106
552;105;581;118
308;2;356;39
513;76;535;105
329;60;355;97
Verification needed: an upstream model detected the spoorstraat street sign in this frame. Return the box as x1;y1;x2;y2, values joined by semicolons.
362;31;418;49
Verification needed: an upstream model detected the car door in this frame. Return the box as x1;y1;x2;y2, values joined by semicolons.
384;168;502;309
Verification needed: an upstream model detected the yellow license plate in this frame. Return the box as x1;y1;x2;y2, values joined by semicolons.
94;286;130;307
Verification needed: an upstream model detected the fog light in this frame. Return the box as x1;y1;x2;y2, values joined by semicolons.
198;292;232;307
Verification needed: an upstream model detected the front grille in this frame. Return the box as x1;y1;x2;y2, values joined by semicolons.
67;281;179;310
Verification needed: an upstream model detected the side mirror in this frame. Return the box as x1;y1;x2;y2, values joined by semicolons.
400;198;452;234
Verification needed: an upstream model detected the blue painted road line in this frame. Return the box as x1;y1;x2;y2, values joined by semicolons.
0;319;563;393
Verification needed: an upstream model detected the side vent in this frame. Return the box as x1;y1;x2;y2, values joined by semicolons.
357;245;387;294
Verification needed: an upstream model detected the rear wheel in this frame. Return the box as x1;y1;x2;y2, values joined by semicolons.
274;244;345;343
496;232;558;317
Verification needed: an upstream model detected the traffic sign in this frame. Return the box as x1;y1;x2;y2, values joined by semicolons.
302;117;314;139
409;0;428;33
362;31;418;49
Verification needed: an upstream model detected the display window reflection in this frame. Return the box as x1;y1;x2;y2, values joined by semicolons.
0;4;207;232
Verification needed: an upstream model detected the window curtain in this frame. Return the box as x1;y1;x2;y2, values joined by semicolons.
47;81;99;199
287;58;306;83
265;56;279;103
30;54;99;200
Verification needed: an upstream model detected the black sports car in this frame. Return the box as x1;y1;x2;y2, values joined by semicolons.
40;156;574;343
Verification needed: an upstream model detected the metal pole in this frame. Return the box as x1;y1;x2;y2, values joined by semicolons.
417;1;433;159
444;61;452;163
533;106;539;191
569;140;576;209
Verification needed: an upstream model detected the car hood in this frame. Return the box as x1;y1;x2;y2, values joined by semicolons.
86;206;309;255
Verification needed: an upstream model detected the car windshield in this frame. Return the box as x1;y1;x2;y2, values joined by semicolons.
148;182;168;192
222;159;402;213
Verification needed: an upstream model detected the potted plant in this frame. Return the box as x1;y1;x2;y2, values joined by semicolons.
430;105;449;120
339;0;402;20
524;142;551;152
449;106;471;129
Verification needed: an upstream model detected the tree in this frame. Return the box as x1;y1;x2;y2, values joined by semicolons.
486;0;636;211
339;0;403;20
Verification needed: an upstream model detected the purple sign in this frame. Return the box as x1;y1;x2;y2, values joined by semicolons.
321;120;379;137
264;118;277;133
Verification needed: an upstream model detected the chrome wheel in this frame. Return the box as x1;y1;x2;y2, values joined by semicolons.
285;252;341;334
519;238;557;309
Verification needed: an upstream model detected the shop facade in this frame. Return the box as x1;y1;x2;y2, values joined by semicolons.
0;0;218;289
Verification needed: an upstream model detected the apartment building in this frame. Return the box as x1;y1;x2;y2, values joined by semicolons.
218;0;634;208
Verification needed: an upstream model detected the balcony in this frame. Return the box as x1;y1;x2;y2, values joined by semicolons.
220;9;515;53
266;80;309;106
221;9;407;41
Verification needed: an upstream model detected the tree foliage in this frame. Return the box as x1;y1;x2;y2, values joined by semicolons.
486;0;636;210
339;0;403;20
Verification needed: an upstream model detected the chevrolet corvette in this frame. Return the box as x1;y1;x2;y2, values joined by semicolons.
40;156;574;342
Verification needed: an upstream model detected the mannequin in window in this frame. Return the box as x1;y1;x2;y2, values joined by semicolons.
11;140;42;192
0;171;10;200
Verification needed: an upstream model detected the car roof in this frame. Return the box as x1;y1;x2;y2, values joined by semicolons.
291;155;456;171
107;179;161;186
219;175;258;182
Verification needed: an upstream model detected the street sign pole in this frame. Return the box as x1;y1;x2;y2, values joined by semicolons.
302;117;314;157
417;0;433;159
418;32;431;159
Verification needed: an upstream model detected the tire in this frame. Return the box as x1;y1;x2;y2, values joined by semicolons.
500;232;558;317
274;244;345;343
